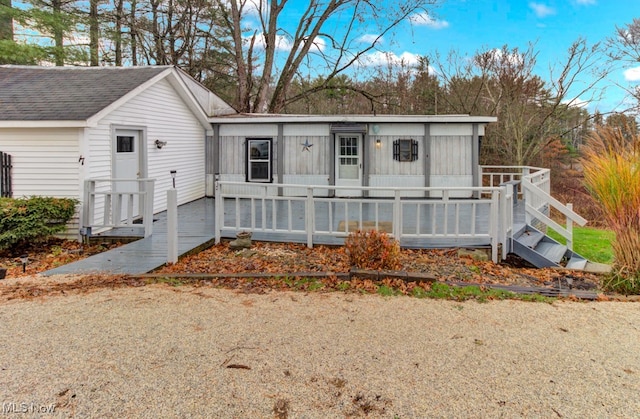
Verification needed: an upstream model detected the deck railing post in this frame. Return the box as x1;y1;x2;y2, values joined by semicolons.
215;180;222;244
143;180;154;237
83;180;94;231
490;190;500;263
306;187;314;248
167;188;178;263
500;185;514;259
567;203;574;251
393;190;402;240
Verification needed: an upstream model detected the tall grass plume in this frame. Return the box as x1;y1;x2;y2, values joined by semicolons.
582;124;640;294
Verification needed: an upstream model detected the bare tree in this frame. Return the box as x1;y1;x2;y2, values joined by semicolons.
608;18;640;110
213;0;438;113
431;40;609;166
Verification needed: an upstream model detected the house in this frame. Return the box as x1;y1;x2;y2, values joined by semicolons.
0;65;234;236
207;114;496;198
1;65;588;269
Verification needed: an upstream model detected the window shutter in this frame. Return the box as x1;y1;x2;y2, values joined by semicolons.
411;140;419;161
393;140;400;161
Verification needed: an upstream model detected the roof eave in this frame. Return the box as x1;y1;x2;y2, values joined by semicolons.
0;120;88;128
209;114;498;124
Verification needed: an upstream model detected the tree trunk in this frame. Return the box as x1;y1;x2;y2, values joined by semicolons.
129;0;137;65
0;0;13;41
115;0;123;66
89;0;99;66
52;0;64;66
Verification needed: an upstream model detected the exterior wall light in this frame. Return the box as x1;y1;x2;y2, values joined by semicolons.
376;138;382;148
155;139;167;149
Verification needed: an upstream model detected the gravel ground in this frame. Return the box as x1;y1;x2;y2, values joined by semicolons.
0;281;639;418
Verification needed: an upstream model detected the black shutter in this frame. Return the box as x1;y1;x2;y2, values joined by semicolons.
393;140;400;161
411;140;419;161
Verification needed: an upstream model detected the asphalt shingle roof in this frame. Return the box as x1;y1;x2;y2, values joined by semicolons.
0;65;171;121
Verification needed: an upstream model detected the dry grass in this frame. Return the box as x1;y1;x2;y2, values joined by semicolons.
582;125;640;293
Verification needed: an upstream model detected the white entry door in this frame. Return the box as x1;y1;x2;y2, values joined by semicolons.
114;130;141;221
335;134;363;197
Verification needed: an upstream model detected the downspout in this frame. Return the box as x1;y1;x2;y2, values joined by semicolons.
277;123;284;196
206;124;220;197
424;123;431;198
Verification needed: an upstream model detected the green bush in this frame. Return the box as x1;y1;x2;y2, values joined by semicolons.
0;197;78;251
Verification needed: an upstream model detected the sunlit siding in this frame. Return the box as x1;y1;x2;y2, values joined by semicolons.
0;127;81;198
86;77;206;213
0;127;82;237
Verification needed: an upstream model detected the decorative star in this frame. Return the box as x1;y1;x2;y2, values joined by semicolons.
301;139;313;152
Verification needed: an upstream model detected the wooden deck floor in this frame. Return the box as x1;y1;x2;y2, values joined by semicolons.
43;196;525;275
43;198;216;276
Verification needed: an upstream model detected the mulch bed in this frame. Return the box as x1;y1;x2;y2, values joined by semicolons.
0;239;607;301
155;241;602;291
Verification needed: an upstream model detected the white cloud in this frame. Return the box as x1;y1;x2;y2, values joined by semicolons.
409;12;450;29
575;0;596;5
303;36;326;54
624;66;640;82
357;34;383;45
248;33;326;54
529;2;555;18
562;97;589;108
246;33;292;51
358;51;421;67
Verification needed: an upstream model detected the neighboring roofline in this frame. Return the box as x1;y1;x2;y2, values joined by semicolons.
174;66;237;116
209;113;498;124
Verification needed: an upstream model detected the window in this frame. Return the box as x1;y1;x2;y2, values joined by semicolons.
246;138;272;182
117;136;135;153
393;139;418;162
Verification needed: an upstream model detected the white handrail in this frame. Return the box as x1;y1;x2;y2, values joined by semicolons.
82;178;155;237
481;165;586;252
215;181;510;263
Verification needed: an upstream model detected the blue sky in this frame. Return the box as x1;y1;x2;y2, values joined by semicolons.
373;0;640;113
271;0;640;114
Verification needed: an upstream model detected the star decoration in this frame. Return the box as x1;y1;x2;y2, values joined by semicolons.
301;139;313;152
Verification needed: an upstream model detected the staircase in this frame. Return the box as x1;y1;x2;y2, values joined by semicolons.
512;224;588;270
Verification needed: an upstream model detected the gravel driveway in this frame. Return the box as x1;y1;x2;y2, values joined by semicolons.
0;282;639;418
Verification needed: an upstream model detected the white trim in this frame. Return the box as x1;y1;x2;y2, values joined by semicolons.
0;120;89;128
211;114;498;124
111;125;148;179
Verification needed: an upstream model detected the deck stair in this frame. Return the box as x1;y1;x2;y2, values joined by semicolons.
512;225;588;270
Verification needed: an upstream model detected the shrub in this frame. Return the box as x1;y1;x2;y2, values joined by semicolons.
582;125;640;294
344;229;400;270
0;197;78;252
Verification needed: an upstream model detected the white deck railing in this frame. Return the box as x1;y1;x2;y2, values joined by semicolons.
481;166;586;250
215;181;514;262
82;178;155;238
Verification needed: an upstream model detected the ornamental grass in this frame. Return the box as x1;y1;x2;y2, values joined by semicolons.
582;125;640;294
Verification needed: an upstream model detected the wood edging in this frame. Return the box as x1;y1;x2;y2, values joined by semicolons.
136;271;599;300
138;268;437;283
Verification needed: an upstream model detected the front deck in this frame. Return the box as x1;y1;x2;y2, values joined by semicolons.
47;166;587;275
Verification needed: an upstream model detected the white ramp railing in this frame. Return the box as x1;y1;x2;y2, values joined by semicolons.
481;165;586;251
82;178;156;237
215;181;512;263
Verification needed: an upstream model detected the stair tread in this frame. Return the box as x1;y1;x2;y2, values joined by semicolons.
515;229;545;248
535;241;567;264
566;256;588;270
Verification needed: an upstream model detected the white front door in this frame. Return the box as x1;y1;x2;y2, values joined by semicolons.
114;130;141;220
335;134;363;197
